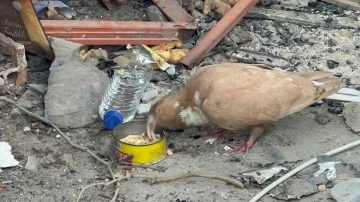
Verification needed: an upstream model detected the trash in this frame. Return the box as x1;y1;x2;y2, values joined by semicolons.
0;142;19;169
313;161;341;181
331;178;360;202
239;166;288;184
99;45;155;130
24;156;38;172
342;102;360;133
33;0;76;19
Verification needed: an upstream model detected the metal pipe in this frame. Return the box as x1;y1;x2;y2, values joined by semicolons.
180;0;259;69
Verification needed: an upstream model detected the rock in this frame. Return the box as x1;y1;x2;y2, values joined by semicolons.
146;5;168;22
327;60;339;69
56;153;73;165
25;156;38;172
0;86;6;96
343;103;360;133
315;112;331;125
318;184;326;192
327;38;337;47
142;90;159;104
137;103;151;115
44;37;109;128
331;178;360;202
23;126;31;132
27;84;48;96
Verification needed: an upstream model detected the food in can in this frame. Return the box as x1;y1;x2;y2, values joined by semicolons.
120;132;161;145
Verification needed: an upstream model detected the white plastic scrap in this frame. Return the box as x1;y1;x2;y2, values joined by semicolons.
0;142;19;168
243;166;288;184
313;161;341;181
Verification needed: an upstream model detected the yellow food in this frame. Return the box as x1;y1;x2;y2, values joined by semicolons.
151;40;183;51
120;132;161;145
166;149;173;156
155;49;189;64
203;0;232;18
141;44;168;70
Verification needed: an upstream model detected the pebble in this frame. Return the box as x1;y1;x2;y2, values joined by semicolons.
136;103;151;115
315;112;331;125
327;60;339;69
142;90;159;104
56;153;74;165
318;184;326;192
23;126;31;132
25;156;38;172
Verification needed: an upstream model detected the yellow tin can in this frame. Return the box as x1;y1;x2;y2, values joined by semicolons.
113;120;167;165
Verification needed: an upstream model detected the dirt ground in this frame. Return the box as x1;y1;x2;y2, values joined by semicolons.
1;0;360;202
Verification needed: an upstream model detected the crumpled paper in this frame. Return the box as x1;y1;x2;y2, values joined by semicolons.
0;142;19;168
313;161;341;181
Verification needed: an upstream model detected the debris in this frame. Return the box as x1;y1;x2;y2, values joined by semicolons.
0;142;19;168
224;146;232;151
327;60;339;69
44;37;109;128
248;138;360;202
315;112;332;125
0;33;27;86
56;134;61;139
156;49;189;64
41;20;197;45
81;48;108;61
205;138;217;145
245;7;359;29
56;153;74;165
24;156;38;172
222;26;253;46
239;166;288;184
165;65;176;76
146;5;168;22
331;178;360;202
137;103;152;115
313;160;341;181
152;0;193;22
167;149;174;156
0;0;54;60
321;0;360;11
16;89;43;111
180;0;258;68
342;102;360;133
142;90;159;104
318;184;327;192
269;178;318;200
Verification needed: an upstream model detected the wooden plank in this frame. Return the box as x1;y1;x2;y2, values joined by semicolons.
321;0;360;11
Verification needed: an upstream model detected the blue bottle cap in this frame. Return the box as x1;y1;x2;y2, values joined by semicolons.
103;110;124;130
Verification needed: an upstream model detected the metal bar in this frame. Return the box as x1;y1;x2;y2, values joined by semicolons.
180;0;259;69
40;20;196;45
152;0;194;22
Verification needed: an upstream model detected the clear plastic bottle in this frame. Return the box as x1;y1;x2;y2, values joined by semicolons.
99;63;152;127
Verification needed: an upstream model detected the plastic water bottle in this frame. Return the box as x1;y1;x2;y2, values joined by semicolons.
99;64;152;130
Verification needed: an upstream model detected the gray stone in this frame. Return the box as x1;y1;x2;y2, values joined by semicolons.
25;156;38;172
146;5;168;22
56;153;73;165
44;37;109;128
137;103;151;115
331;178;360;202
343;102;360;133
27;84;48;96
16;90;43;110
142;90;159;104
315;112;331;125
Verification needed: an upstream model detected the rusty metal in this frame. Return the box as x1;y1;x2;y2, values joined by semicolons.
152;0;193;22
180;0;259;69
41;20;196;45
